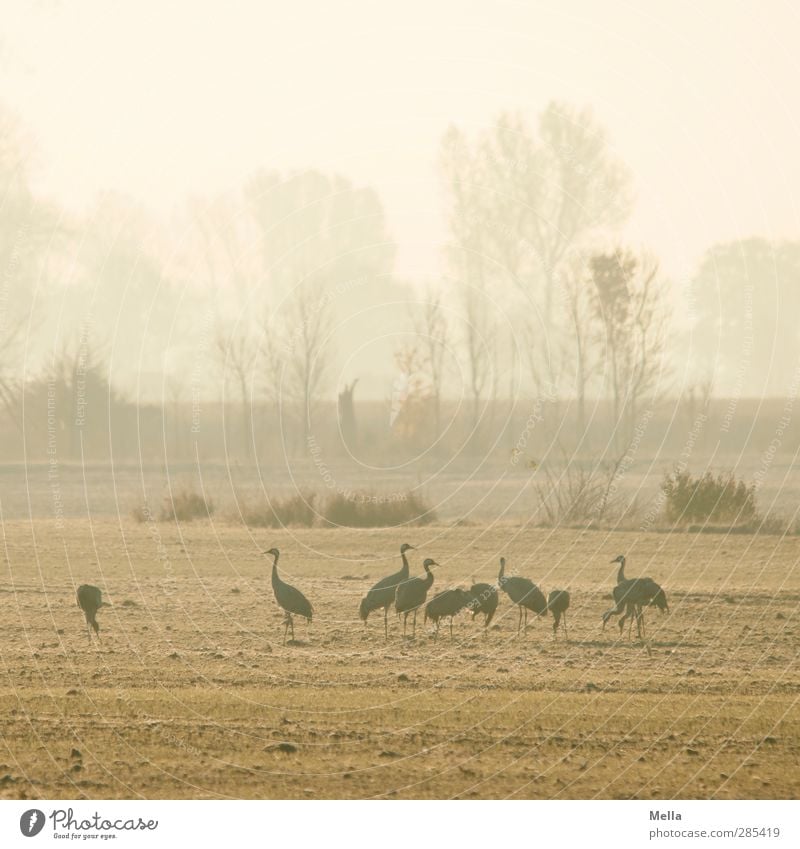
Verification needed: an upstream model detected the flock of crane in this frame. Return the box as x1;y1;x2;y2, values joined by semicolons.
75;546;669;646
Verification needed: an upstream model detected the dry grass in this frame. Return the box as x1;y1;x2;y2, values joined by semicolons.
0;519;798;800
321;490;436;527
159;488;214;522
241;492;317;528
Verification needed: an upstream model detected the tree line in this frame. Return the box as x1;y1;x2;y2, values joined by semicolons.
2;100;799;466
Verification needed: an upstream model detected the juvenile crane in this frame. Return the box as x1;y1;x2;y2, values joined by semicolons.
547;589;571;641
76;584;105;642
395;558;438;638
466;582;499;633
498;557;547;633
425;588;469;640
264;548;313;644
358;543;415;638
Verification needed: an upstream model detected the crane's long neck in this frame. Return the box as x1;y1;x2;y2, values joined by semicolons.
617;558;626;584
400;548;410;578
498;560;505;584
271;554;280;587
423;563;434;588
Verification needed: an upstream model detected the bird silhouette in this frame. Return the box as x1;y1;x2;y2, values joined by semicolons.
359;543;415;638
76;584;105;642
498;557;547;633
265;548;313;644
465;582;499;633
425;588;469;640
603;556;667;639
615;583;669;639
395;558;437;638
547;589;571;641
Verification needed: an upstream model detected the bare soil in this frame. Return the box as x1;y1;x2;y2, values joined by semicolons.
1;519;798;799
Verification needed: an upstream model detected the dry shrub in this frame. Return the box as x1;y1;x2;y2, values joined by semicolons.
322;490;436;527
662;471;756;525
534;460;623;527
160;488;214;522
242;492;316;528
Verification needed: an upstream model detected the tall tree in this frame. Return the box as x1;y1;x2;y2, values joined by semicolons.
440;103;632;406
213;321;258;459
440;127;496;432
590;249;669;447
411;287;450;441
691;238;800;397
0;108;58;426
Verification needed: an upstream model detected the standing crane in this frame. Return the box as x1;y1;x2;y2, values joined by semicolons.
264;548;313;644
395;558;438;638
76;585;106;642
465;582;499;633
547;589;571;641
498;557;547;633
358;543;415;638
425;588;469;640
603;555;668;639
615;583;669;638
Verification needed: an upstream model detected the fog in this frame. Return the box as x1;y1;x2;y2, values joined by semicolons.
1;1;799;523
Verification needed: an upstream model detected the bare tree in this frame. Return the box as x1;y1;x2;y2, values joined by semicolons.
440;104;632;414
440;128;497;434
0;109;58;428
561;259;599;439
281;283;334;449
480;105;631;321
590;249;670;448
411;287;450;441
213;322;257;459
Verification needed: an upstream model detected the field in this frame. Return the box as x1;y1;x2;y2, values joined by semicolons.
1;518;798;800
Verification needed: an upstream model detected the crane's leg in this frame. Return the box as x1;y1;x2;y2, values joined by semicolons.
384;607;389;641
86;619;91;643
563;612;568;642
517;605;522;634
412;609;417;638
524;608;529;632
403;612;408;637
283;617;290;645
449;617;454;641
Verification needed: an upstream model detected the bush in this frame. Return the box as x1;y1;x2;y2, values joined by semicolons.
160;488;214;522
661;471;757;525
322;490;436;527
242;492;316;528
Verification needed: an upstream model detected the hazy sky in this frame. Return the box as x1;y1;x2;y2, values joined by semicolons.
3;0;800;287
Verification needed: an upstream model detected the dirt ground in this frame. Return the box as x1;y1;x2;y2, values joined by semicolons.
0;518;798;799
